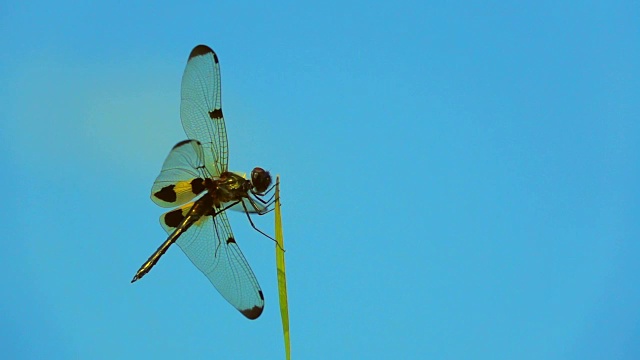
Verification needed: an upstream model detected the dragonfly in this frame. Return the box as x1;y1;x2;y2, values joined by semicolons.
131;45;274;320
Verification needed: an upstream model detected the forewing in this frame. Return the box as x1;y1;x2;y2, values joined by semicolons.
151;140;211;208
159;205;264;319
181;45;229;176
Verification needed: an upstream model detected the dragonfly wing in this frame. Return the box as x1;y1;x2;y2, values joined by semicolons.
227;197;268;214
181;45;229;176
151;140;211;208
159;205;264;319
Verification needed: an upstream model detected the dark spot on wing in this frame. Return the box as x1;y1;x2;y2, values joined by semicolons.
190;178;206;195
154;185;177;203
209;108;223;120
164;209;185;228
241;305;264;320
189;45;214;60
226;237;236;244
258;290;264;300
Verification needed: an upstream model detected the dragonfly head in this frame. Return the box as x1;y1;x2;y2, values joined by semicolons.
250;167;272;194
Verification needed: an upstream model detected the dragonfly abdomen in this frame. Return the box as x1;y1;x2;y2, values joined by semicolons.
131;193;214;283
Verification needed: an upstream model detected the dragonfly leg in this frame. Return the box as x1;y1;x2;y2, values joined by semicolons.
241;200;284;251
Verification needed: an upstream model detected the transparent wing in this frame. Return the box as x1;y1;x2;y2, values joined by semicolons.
181;45;229;176
151;140;211;208
159;204;264;319
228;197;269;214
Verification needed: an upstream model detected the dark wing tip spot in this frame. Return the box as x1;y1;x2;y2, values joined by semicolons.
226;236;236;244
258;290;264;300
154;185;177;203
241;305;264;320
189;45;214;60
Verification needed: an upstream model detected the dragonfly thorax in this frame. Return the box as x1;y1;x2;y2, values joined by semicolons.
214;172;253;203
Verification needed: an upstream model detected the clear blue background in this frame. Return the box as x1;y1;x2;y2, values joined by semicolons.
1;1;638;359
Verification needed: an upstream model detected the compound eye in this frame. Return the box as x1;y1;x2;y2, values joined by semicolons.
251;167;272;193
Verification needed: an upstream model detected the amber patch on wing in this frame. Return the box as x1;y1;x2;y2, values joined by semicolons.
154;180;205;206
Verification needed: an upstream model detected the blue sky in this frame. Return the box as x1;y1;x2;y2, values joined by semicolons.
1;1;638;359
